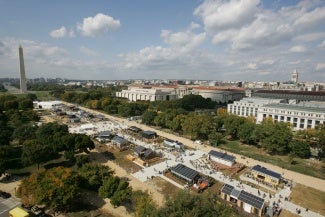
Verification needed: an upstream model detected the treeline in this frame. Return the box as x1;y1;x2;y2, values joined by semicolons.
56;89;216;118
17;163;238;216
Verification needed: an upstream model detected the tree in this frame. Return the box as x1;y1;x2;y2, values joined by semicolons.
223;115;245;139
21;139;54;169
290;140;311;158
98;176;121;198
17;167;80;211
208;131;223;147
238;120;256;145
157;191;238;217
72;134;95;153
131;190;157;217
79;163;114;190
258;120;293;155
110;179;132;207
141;110;157;125
12;124;36;145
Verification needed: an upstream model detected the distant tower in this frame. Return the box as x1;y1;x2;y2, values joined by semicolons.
291;69;298;84
19;45;27;93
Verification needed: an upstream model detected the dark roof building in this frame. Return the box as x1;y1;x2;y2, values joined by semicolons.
111;136;129;150
140;130;157;139
252;165;282;180
128;126;142;133
220;184;265;217
170;164;199;184
251;165;282;187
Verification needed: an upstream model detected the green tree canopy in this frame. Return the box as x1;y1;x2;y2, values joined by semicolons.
17;167;80;211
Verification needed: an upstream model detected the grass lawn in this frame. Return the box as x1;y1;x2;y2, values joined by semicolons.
31;91;57;101
218;141;325;179
290;183;325;216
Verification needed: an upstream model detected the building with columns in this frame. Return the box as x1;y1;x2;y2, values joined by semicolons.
256;102;324;130
116;85;245;103
228;97;325;130
116;86;177;101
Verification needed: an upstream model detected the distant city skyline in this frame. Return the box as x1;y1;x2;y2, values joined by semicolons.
0;0;324;82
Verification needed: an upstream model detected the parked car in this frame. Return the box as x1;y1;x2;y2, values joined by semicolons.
0;190;11;199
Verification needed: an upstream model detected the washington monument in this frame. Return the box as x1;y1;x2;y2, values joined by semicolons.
19;45;27;94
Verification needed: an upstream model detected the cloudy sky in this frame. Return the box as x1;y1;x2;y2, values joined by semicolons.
0;0;324;82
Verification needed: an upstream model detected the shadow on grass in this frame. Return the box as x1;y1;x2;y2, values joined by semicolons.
44;160;75;169
102;151;116;161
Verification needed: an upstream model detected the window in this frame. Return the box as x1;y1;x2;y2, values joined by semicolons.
294;118;298;122
287;117;291;122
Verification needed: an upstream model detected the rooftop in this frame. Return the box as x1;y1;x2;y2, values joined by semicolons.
208;150;235;162
252;165;282;179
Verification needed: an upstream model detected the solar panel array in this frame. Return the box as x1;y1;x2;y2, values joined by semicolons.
208;150;235;162
252;165;282;179
221;184;265;209
238;191;265;209
221;184;234;195
171;164;199;182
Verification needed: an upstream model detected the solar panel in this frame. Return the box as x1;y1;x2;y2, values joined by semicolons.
171;164;199;182
209;150;235;162
238;191;265;209
252;165;281;179
221;184;234;195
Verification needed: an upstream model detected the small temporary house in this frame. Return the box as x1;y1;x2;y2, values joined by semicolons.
221;184;265;217
111;136;129;151
140;130;157;139
208;150;235;167
251;165;282;187
163;139;184;151
170;164;199;184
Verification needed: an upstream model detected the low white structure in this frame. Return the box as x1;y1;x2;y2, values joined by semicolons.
208;150;235;167
163;139;184;150
33;101;62;110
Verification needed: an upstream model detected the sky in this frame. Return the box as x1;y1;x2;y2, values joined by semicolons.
0;0;324;82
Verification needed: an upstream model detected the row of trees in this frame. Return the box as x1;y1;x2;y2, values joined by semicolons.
18;164;238;216
142;108;324;158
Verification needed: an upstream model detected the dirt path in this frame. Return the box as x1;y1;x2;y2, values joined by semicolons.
63;102;325;193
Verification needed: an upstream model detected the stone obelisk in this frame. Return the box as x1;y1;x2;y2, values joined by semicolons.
19;45;27;93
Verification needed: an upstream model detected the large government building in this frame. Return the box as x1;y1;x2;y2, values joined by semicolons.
116;85;245;103
227;98;325;130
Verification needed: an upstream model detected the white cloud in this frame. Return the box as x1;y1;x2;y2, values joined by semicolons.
315;63;325;70
293;32;325;42
289;45;307;53
194;0;260;33
247;63;257;69
50;26;75;38
195;0;325;51
77;13;120;37
160;29;206;53
80;46;100;57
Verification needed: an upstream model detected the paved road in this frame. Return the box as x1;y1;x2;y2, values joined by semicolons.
0;197;21;217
